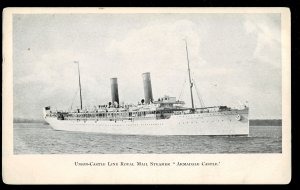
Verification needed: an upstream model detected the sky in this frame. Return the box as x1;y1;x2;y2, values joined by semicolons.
12;13;282;119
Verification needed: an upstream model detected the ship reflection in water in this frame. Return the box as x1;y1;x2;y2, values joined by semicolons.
14;123;281;154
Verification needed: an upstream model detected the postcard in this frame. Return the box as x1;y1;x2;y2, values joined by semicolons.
2;7;291;184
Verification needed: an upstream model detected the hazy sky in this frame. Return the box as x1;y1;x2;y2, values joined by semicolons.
13;13;282;119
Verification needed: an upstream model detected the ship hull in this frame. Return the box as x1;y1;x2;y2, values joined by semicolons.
44;109;249;136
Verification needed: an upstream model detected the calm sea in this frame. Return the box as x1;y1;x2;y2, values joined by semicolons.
13;123;282;154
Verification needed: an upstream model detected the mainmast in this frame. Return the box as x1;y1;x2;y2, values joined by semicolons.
184;40;195;110
74;61;83;110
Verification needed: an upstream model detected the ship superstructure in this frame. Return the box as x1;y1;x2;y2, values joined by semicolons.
43;42;249;136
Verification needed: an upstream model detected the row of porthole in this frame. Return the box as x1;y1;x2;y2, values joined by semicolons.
73;119;162;125
69;118;155;121
75;123;164;126
88;123;163;127
177;113;239;118
178;120;233;124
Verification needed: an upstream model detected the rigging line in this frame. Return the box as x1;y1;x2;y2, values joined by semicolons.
209;83;222;106
206;82;230;122
178;76;187;101
193;80;205;108
69;88;79;111
190;71;205;108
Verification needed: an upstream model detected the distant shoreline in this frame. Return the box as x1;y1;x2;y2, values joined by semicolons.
249;119;282;126
13;118;46;124
13;118;282;126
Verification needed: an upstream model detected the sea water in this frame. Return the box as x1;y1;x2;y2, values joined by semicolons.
13;123;282;154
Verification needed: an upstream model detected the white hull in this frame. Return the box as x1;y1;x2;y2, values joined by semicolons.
44;110;249;136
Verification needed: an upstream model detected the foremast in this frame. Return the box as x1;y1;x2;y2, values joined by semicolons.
74;61;83;110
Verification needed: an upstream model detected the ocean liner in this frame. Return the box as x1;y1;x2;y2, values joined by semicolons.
43;41;249;136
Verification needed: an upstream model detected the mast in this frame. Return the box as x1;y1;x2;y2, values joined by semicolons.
74;61;83;110
184;40;195;110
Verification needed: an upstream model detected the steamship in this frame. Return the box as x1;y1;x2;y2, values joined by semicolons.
43;41;249;136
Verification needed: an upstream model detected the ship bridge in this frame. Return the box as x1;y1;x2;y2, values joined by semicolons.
153;95;185;109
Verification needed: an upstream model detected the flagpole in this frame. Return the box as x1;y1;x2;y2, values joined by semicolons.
75;61;83;110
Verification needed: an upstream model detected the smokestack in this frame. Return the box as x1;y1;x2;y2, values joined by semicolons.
142;72;153;104
110;78;119;106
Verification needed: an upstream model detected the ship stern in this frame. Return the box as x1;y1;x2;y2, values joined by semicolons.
43;106;51;121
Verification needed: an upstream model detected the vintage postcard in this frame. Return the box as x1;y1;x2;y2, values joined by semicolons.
2;7;291;184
